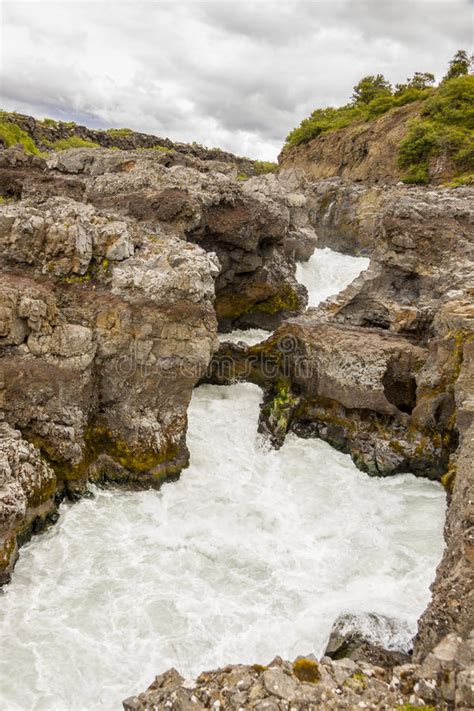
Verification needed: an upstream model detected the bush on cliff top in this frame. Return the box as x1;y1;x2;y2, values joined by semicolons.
284;50;473;184
398;75;474;183
285;80;435;149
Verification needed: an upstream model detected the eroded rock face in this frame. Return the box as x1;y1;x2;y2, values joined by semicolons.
319;185;474;337
4;147;309;331
123;632;474;710
207;182;472;484
278;100;456;185
414;303;474;659
0;194;219;582
207;318;454;477
0;422;57;584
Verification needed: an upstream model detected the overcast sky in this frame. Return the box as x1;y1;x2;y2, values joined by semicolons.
0;1;472;159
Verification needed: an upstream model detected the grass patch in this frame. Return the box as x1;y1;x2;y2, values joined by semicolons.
50;136;100;151
106;127;133;137
139;144;174;153
0;121;40;154
40;117;59;127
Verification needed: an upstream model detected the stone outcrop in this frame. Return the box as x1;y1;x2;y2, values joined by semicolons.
124;632;474;710
0;194;219;582
1;146;310;331
207;318;454;477
315;184;474;336
414;302;474;659
0;422;57;584
0;111;257;174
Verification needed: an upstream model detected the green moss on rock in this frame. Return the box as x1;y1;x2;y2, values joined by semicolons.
292;658;321;683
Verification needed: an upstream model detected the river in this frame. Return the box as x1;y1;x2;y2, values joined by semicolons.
0;248;445;710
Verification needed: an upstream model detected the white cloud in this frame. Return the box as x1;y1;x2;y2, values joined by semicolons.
0;0;471;159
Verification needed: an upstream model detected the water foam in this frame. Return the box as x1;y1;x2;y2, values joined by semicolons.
0;248;444;710
219;247;369;346
0;383;445;709
296;247;369;307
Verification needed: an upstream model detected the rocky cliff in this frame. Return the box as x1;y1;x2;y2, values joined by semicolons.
0;144;313;583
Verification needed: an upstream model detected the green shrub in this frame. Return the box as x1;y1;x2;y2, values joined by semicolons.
40;117;58;127
401;163;430;184
0;121;39;154
286;104;368;147
447;172;474;187
398;120;438;167
443;49;471;82
398;75;474;180
253;160;278;174
352;74;392;104
52;136;99;151
106;127;133;137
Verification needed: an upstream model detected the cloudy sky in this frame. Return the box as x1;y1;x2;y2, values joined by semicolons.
0;0;472;159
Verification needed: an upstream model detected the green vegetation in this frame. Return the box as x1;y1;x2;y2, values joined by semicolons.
443;49;471;82
40;117;59;127
396;705;435;711
285;74;435;148
398;74;474;183
137;144;174;152
105;127;133;137
448;172;474;187
253;160;278;174
49;136;100;151
0;121;40;154
149;144;173;152
352;73;392;104
284;50;473;185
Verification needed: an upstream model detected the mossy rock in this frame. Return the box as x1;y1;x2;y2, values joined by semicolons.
292;658;321;683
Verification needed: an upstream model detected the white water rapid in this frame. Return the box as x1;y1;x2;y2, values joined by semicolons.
0;249;445;711
220;247;370;346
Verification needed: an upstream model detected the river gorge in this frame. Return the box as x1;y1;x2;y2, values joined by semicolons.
0;107;472;710
0;249;446;710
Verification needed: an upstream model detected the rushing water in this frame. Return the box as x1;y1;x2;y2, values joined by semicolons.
0;248;445;710
296;246;370;308
220;247;370;346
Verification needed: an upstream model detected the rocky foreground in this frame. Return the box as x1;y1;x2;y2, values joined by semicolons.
124;632;474;710
0;116;473;709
